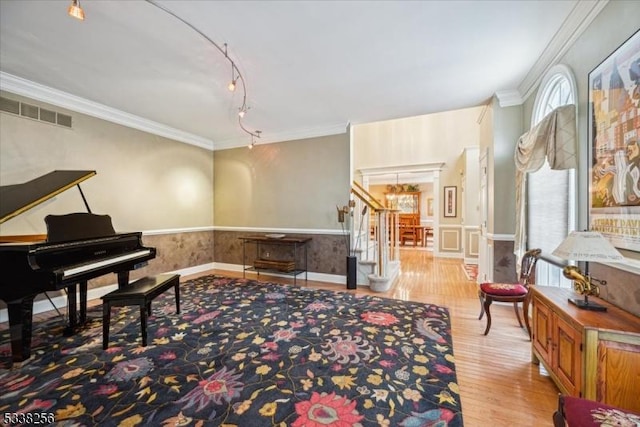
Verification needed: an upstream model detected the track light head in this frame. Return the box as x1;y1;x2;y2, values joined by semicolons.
68;0;85;20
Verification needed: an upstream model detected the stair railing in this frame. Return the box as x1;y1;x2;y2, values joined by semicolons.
350;181;397;278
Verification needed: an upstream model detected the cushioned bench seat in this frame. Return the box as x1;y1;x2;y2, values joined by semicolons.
553;395;640;426
102;273;180;349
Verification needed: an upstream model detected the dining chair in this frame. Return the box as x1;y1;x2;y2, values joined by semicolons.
478;248;541;337
399;215;419;246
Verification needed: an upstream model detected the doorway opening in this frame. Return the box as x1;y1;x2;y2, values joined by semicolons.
358;163;444;254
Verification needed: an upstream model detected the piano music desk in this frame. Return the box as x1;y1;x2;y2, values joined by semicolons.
102;274;180;349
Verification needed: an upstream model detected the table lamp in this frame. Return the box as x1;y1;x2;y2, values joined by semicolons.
551;231;624;312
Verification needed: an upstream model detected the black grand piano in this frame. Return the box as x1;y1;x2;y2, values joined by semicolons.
0;170;156;363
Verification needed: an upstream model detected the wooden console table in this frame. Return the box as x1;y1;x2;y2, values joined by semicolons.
240;236;312;284
531;286;640;412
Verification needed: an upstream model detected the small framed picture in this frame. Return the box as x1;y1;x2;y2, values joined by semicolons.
444;186;457;217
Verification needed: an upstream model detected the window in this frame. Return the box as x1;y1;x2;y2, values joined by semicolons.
529;65;577;287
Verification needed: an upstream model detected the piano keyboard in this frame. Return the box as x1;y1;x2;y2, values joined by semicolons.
63;249;152;278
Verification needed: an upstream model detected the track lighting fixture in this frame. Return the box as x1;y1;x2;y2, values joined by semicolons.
68;0;85;20
143;4;262;144
67;0;263;146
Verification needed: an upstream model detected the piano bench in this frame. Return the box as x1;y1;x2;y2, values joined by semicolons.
101;273;181;349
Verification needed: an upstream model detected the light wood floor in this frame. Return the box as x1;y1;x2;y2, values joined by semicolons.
6;249;559;426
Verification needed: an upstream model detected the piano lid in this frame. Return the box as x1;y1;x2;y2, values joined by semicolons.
0;170;96;224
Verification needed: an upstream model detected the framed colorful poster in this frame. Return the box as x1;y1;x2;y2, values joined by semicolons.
588;29;640;253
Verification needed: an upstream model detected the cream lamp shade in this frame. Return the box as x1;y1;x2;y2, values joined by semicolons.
552;231;624;262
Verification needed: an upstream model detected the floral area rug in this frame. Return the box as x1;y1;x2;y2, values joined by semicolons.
0;275;463;426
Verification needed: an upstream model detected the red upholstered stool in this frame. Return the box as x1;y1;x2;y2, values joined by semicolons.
553;395;640;427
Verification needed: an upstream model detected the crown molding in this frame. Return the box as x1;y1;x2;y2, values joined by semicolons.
213;122;348;150
0;72;215;151
359;162;446;177
495;90;524;107
518;0;609;102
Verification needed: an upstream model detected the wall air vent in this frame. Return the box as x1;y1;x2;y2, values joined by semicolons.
40;108;56;124
0;96;73;128
20;102;39;119
0;96;20;114
57;113;72;128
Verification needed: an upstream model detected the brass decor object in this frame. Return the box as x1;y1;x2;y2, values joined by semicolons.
552;231;624;311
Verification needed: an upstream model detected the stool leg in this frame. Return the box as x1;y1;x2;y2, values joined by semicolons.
478;292;485;320
513;302;524;328
175;281;180;314
483;297;493;335
102;303;110;350
140;305;148;346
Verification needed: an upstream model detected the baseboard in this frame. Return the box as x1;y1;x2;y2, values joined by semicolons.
0;263;215;323
436;252;464;259
0;284;119;324
212;262;346;286
0;263;357;323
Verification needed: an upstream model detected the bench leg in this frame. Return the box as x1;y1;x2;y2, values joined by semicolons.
175;281;180;314
140;305;148;346
102;303;110;350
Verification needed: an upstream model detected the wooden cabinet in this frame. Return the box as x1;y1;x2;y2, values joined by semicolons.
531;286;640;411
594;330;640;410
532;295;582;395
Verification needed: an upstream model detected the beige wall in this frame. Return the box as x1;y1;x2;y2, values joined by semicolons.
478;105;494;234
494;103;523;235
213;133;350;230
0;91;214;235
352;106;482;226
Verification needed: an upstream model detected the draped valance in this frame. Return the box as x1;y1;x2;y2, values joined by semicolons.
514;104;577;264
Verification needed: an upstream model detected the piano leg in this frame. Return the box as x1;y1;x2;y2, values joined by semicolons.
79;280;87;324
64;284;78;336
7;296;35;362
64;281;88;335
118;270;130;289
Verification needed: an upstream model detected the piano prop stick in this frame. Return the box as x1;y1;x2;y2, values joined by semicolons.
0;170;157;364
